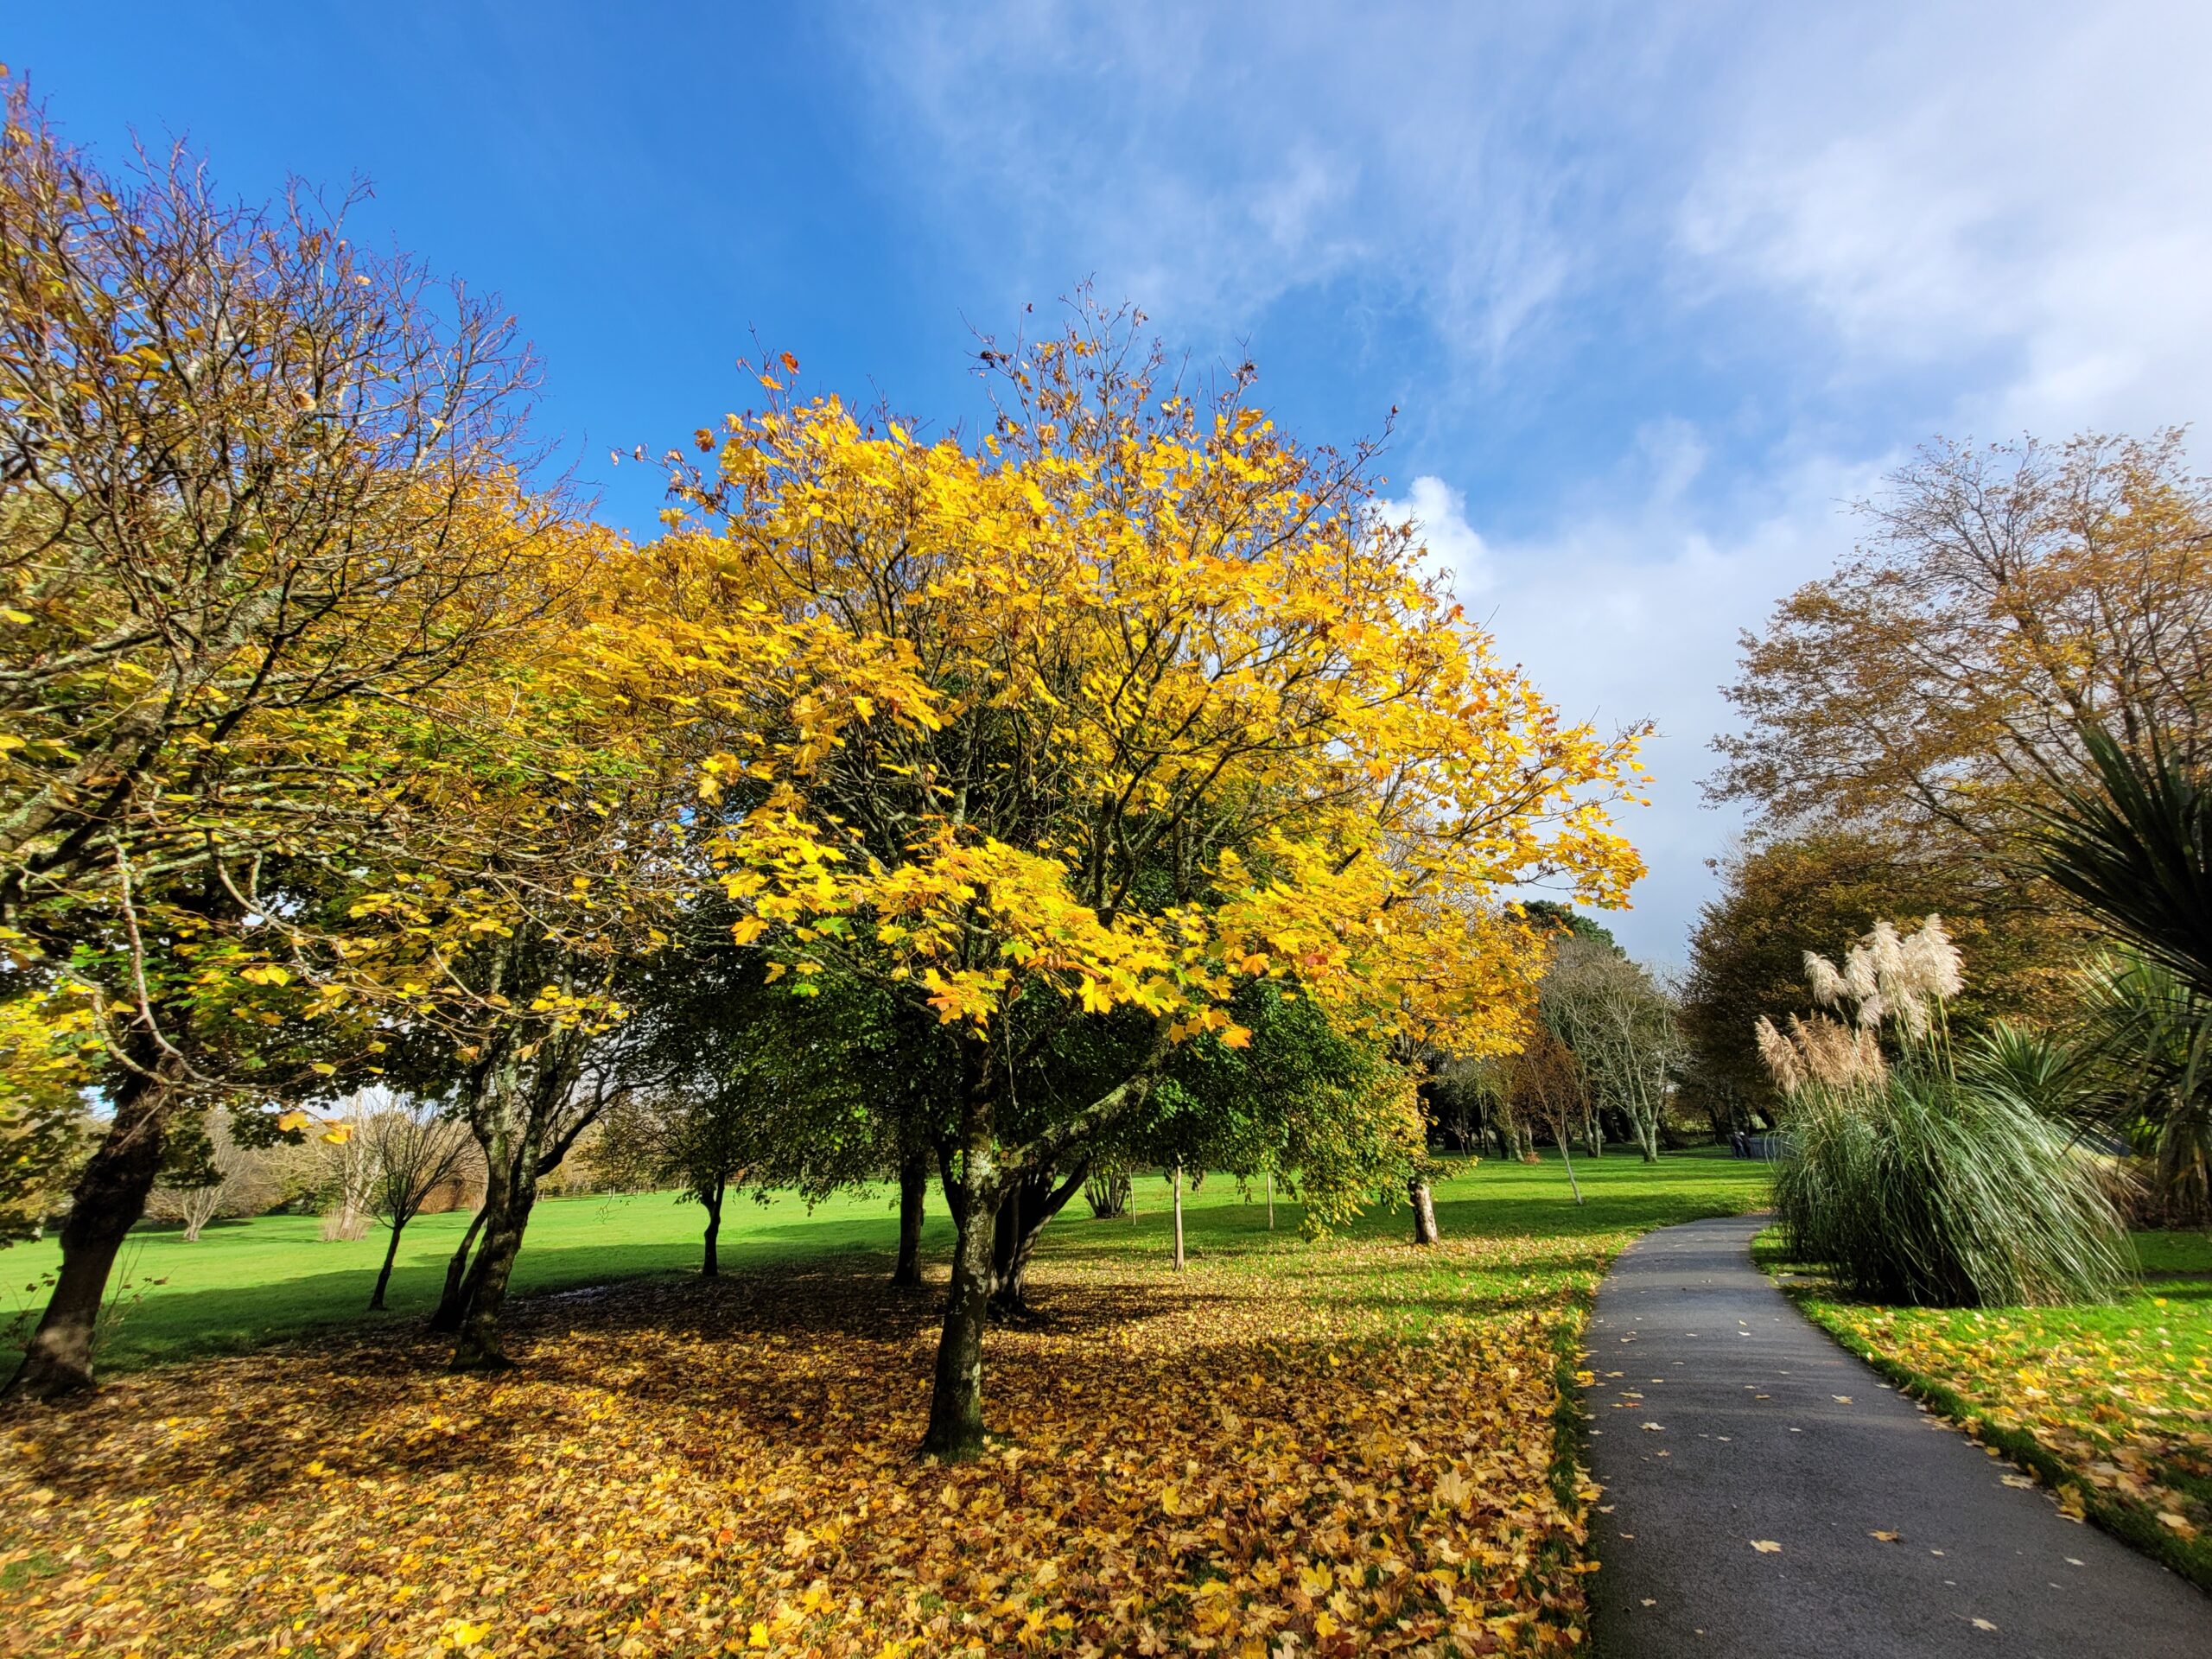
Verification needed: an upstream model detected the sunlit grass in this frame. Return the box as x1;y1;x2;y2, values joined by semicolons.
4;1148;1770;1376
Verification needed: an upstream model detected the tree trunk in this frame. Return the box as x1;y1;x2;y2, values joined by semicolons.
451;1170;538;1370
1171;1162;1185;1270
1266;1169;1274;1231
4;1063;174;1401
893;1144;929;1287
448;1039;569;1370
700;1179;724;1278
429;1203;490;1332
429;1042;519;1335
368;1216;408;1311
1408;1173;1440;1245
1558;1135;1585;1205
922;1061;999;1460
988;1164;1086;1315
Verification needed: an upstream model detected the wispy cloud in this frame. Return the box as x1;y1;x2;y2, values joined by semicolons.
844;0;2212;955
855;1;1712;364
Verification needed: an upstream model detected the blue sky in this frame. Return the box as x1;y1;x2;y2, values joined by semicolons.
16;2;2209;960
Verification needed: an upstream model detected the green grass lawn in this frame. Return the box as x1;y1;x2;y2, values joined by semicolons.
3;1146;1773;1377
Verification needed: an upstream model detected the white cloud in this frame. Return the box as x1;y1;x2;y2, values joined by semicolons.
1676;4;2212;435
1422;447;1891;962
1377;475;1491;595
851;1;1699;361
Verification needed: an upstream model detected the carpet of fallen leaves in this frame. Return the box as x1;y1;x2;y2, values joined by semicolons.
0;1232;1619;1657
1801;1284;2212;1575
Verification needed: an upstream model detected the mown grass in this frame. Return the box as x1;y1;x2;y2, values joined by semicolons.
1758;1227;2212;1592
5;1147;1771;1377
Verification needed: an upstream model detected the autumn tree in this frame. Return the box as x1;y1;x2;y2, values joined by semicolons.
1713;431;2212;854
1540;937;1681;1162
0;986;98;1243
1511;1027;1586;1204
0;77;575;1398
359;1096;480;1309
618;308;1643;1457
145;1107;280;1242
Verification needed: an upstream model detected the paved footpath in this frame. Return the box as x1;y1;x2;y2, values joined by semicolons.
1583;1212;2209;1658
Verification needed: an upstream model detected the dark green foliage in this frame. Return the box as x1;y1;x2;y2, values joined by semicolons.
2069;956;2212;1224
1518;899;1621;955
2031;721;2212;1002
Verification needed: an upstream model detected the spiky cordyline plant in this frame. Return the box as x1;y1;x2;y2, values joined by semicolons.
1762;917;2130;1307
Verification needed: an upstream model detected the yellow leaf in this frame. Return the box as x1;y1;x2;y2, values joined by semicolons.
1750;1540;1782;1553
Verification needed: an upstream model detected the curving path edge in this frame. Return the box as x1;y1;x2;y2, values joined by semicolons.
1582;1212;2209;1658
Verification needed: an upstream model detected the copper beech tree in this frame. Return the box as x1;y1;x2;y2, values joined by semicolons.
605;314;1647;1457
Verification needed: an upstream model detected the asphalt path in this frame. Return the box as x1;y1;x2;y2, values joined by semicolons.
1583;1212;2209;1658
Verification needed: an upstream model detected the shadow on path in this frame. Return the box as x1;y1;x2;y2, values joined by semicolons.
1585;1213;2209;1659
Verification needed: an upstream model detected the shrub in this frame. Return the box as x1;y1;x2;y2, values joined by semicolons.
1763;918;2131;1306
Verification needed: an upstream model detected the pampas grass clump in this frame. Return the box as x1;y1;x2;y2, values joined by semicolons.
1764;917;2131;1307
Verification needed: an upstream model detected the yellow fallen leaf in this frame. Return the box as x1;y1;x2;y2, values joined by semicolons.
1750;1540;1782;1554
1868;1529;1899;1542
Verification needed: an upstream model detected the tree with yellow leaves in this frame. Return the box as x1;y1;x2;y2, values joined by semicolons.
618;306;1646;1456
0;77;594;1398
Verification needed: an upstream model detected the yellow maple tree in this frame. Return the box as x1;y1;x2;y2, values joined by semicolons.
600;308;1647;1455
